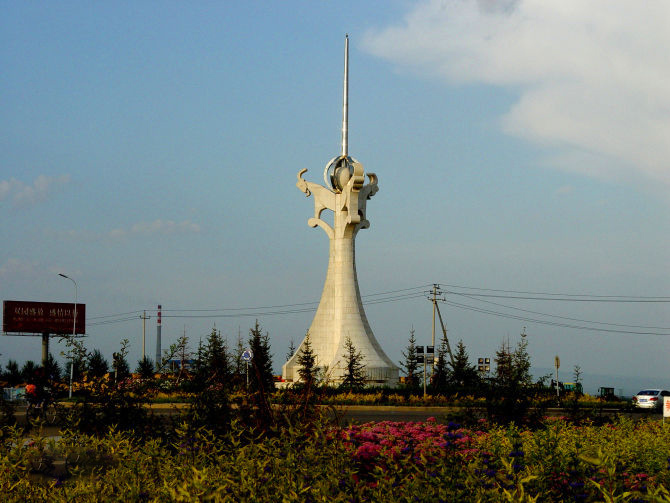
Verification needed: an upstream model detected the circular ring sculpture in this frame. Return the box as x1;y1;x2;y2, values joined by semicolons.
323;155;359;192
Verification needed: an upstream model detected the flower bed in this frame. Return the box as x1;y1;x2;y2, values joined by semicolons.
340;416;670;501
3;417;670;501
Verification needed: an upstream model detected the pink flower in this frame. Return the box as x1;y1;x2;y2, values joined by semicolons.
355;442;381;461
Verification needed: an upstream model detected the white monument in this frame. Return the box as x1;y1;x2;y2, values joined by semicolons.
282;36;399;385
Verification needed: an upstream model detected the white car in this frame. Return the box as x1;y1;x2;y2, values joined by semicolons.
633;389;670;410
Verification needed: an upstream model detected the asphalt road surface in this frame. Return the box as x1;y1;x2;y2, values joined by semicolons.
11;403;662;431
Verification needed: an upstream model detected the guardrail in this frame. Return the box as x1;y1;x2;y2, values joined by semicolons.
3;387;26;403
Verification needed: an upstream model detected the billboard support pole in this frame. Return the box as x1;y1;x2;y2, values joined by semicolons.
41;332;49;367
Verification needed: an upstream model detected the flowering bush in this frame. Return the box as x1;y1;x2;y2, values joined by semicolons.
338;416;670;501
5;409;670;501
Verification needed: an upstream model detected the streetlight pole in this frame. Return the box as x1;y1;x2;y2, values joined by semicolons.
59;273;77;399
140;311;151;360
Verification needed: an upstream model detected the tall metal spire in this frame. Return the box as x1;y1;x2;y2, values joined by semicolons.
286;35;398;387
341;34;349;157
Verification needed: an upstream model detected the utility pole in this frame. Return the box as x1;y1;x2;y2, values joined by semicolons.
428;283;456;372
423;350;427;398
431;284;437;348
140;311;151;359
430;283;454;376
429;284;443;378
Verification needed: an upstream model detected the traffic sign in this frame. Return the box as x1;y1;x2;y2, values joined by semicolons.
242;349;253;362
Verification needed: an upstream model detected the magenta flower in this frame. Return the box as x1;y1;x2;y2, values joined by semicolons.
355;442;381;461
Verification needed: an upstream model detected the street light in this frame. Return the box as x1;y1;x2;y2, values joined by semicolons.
58;273;77;399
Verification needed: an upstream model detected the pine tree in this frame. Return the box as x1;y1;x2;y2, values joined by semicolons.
205;327;231;385
191;338;208;390
21;360;38;382
286;338;296;362
248;320;274;393
44;353;62;384
494;333;532;389
512;332;532;387
489;333;534;423
340;337;366;391
432;333;450;392
296;332;317;386
88;349;109;378
113;353;131;380
4;360;21;386
173;334;191;384
183;333;231;435
494;337;514;387
228;329;246;389
112;339;131;381
399;328;419;388
136;356;155;379
449;340;478;389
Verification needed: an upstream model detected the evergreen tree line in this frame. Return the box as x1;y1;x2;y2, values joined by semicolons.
399;327;556;397
184;320;275;394
399;327;483;394
288;332;370;392
1;348;134;386
398;328;567;423
0;321;276;396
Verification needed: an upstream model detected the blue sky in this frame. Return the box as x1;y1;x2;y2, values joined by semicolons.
1;1;668;395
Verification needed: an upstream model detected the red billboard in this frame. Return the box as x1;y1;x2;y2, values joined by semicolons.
3;300;86;335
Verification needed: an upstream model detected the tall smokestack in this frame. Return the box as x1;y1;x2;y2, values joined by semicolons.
155;304;162;370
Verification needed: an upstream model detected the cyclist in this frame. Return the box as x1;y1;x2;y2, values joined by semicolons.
25;368;54;423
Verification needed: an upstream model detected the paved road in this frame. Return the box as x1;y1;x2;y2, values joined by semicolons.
11;403;662;430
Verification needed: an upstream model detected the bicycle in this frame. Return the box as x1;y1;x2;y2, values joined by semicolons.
25;395;59;425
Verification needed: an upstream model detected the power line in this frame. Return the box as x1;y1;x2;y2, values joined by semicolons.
447;291;670;331
88;316;143;327
85;282;668;334
160;292;426;319
441;298;670;336
89;310;144;320
85;289;428;326
441;283;670;302
156;284;431;314
444;292;669;303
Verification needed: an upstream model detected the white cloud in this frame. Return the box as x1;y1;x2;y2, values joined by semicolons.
363;0;670;190
0;174;71;207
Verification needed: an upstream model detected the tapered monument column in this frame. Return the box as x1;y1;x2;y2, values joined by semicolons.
282;36;398;385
